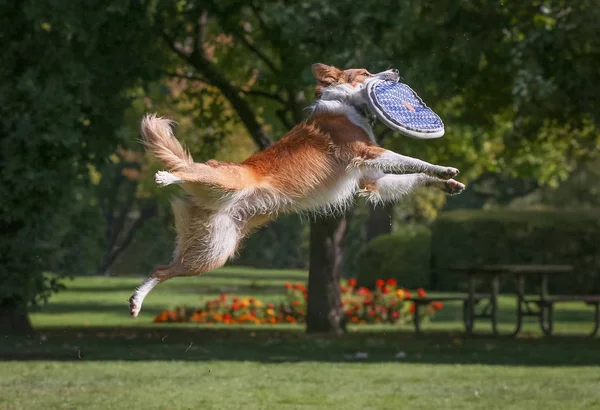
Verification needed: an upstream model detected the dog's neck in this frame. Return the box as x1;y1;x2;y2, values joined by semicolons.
308;83;376;142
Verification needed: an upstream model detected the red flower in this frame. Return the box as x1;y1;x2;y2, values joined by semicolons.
381;286;390;294
392;311;399;319
293;300;300;306
284;283;292;289
345;310;354;316
223;313;232;321
432;302;443;310
298;310;304;315
375;279;385;288
267;303;275;309
368;310;376;316
233;297;240;303
294;284;307;292
348;278;357;287
357;287;371;295
339;285;348;293
232;303;240;311
386;278;397;287
405;290;412;299
409;304;416;313
220;293;227;301
363;300;373;306
417;288;426;298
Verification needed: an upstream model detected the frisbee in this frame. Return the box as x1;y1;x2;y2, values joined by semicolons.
364;79;445;139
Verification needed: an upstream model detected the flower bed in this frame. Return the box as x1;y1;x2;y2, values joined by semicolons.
153;278;443;325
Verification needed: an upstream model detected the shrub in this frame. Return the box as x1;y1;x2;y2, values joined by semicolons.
356;225;431;289
153;279;443;325
430;209;600;294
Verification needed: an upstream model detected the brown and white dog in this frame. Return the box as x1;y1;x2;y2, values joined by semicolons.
129;63;465;317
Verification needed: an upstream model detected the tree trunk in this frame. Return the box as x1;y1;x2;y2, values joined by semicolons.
306;215;348;334
0;297;33;334
365;203;393;242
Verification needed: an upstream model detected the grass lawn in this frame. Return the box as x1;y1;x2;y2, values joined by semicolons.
1;267;599;410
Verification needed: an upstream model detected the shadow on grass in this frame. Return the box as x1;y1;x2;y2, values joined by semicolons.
1;326;598;367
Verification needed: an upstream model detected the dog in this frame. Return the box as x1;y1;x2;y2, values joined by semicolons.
128;63;465;317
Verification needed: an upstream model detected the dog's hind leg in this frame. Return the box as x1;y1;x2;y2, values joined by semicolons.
129;206;243;317
129;263;186;318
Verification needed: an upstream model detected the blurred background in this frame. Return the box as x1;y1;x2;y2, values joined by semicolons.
1;1;600;408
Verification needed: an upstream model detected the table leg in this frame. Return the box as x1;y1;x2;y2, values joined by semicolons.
540;303;554;336
464;274;476;335
590;303;599;337
511;275;525;337
491;274;499;336
413;302;421;334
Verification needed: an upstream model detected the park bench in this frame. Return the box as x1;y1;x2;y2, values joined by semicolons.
410;293;490;334
447;264;600;337
532;295;600;337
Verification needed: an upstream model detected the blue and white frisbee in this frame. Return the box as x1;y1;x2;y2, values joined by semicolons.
364;79;445;139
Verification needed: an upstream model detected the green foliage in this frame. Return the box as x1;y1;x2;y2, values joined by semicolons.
0;1;166;313
235;215;308;269
431;209;600;294
357;225;431;289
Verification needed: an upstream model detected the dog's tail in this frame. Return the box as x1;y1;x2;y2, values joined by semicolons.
140;114;193;171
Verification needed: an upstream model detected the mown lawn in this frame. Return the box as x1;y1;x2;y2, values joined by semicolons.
1;267;599;410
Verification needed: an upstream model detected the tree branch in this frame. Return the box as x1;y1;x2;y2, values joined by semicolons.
242;89;286;105
162;31;273;149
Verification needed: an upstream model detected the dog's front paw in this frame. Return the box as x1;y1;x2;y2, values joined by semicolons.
154;171;182;187
435;167;459;180
443;179;466;195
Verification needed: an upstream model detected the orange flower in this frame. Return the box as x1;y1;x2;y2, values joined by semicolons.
292;300;300;306
417;288;426;298
285;315;297;323
269;317;277;324
153;311;168;323
348;278;357;287
351;316;359;323
284;283;292;289
395;289;405;299
220;293;227;301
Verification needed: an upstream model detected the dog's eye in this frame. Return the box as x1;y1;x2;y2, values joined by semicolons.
363;72;370;76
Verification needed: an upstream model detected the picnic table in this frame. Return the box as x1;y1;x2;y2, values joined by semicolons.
444;264;600;337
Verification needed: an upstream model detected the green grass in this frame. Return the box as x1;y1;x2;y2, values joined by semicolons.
2;267;600;410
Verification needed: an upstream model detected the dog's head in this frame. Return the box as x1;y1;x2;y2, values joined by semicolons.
311;63;400;99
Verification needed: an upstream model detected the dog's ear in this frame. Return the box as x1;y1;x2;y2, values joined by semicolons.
311;63;343;86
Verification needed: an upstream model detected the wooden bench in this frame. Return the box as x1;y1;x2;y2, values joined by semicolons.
532;295;600;337
411;294;490;333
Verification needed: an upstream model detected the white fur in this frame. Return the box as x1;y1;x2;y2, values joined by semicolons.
155;170;184;186
310;84;375;142
130;278;159;317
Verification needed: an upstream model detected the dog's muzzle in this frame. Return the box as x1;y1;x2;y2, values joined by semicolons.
371;69;400;82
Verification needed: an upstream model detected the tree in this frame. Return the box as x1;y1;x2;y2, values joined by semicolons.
0;1;165;331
